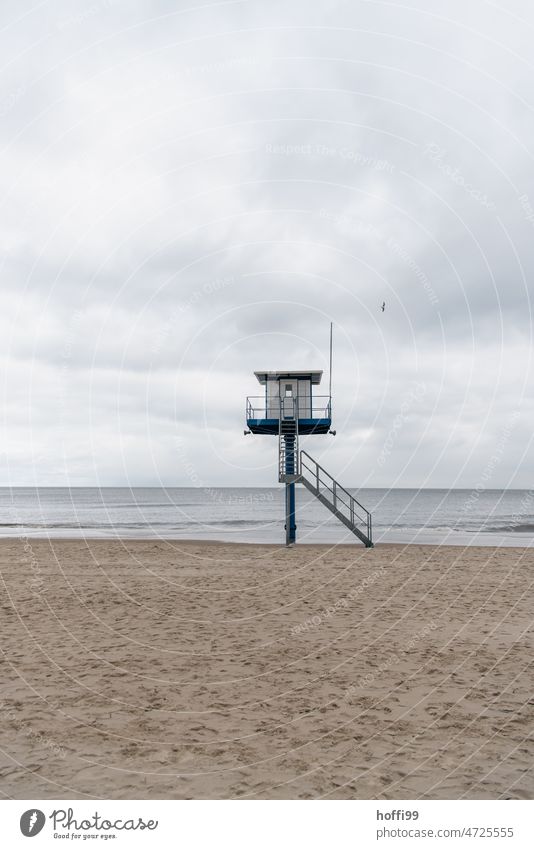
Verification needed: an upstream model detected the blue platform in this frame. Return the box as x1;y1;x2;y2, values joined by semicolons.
246;417;331;435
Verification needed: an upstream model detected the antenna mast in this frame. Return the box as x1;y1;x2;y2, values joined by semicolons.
329;322;333;399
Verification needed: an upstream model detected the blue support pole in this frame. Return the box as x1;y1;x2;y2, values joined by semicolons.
284;434;296;545
288;481;296;544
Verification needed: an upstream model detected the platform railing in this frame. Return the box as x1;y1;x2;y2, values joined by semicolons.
246;395;331;420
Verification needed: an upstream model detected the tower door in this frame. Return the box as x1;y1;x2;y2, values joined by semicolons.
281;380;298;419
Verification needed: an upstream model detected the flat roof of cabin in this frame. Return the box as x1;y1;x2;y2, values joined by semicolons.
254;370;323;385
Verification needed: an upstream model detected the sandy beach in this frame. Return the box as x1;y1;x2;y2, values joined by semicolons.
0;539;532;800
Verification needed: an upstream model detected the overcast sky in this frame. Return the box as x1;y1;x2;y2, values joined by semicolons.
0;0;533;488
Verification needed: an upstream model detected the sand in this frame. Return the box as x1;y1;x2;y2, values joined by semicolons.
0;538;532;800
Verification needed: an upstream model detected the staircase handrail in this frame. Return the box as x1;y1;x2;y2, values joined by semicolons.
300;449;372;530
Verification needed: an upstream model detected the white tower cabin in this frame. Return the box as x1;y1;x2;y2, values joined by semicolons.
245;368;373;547
248;371;330;433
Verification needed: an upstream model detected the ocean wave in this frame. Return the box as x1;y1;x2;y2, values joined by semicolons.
0;519;279;530
479;523;534;534
372;522;534;535
3;519;532;535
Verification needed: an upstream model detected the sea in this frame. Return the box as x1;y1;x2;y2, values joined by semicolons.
0;487;532;547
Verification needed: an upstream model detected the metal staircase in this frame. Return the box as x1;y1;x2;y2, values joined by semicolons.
279;398;299;483
299;449;373;547
275;396;373;547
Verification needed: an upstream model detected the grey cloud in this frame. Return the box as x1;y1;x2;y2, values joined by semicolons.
0;0;532;486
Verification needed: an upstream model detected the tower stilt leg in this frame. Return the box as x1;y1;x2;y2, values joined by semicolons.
285;482;296;545
284;433;297;545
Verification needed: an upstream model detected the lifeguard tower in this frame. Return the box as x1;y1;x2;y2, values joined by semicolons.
245;369;373;547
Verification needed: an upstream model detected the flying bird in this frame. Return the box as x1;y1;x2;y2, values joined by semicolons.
381;301;386;312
